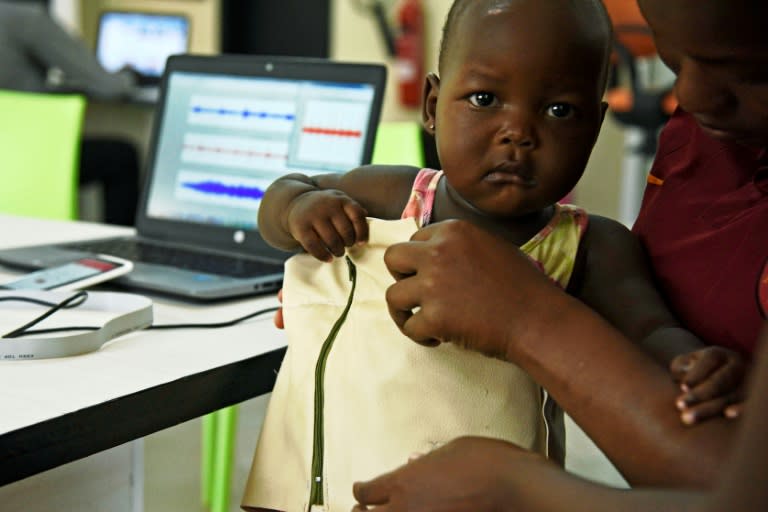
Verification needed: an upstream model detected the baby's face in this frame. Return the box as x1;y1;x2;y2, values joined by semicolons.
429;1;606;218
639;0;768;148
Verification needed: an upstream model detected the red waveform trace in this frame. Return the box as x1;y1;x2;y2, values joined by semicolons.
182;144;287;159
302;127;362;138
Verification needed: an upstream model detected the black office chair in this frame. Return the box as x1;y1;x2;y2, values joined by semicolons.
602;0;677;224
603;0;677;158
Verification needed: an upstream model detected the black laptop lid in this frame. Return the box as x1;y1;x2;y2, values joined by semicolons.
135;54;387;260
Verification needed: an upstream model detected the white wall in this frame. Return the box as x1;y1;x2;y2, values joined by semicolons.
50;0;80;34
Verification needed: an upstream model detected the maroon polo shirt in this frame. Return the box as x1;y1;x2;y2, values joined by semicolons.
633;109;768;357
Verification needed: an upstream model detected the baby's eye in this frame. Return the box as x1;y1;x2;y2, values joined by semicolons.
546;103;575;119
468;92;498;108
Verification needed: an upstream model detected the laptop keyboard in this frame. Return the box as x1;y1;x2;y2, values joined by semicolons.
64;239;283;278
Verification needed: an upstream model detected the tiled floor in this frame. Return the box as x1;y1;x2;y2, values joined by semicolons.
144;393;627;512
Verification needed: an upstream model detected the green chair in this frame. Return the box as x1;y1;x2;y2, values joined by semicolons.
0;90;86;220
371;120;425;167
199;120;427;512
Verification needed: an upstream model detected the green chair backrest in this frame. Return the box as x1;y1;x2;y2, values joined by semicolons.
371;121;425;167
0;90;86;220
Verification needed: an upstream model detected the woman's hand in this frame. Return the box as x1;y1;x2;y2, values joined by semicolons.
383;219;559;358
352;437;541;511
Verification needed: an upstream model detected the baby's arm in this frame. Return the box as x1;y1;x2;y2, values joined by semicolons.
257;165;419;260
574;216;747;424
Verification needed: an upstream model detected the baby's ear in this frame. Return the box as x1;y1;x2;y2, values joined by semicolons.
421;73;440;134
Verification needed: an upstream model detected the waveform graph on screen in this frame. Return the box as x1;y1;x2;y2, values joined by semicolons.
182;133;290;173
175;170;274;209
188;95;297;133
294;99;370;169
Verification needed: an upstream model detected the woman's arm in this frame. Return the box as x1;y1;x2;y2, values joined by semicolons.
20;7;136;99
383;219;735;486
352;436;708;512
577;216;747;424
707;324;768;512
518;279;734;486
353;326;768;512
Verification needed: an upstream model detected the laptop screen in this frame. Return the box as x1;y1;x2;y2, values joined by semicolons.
96;11;189;78
145;70;379;231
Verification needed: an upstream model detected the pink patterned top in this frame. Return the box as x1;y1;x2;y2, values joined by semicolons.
400;168;589;290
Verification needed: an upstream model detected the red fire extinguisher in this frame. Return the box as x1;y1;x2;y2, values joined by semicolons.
394;0;424;109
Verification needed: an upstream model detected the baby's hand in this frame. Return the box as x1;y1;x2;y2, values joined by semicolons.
670;346;746;425
286;189;368;261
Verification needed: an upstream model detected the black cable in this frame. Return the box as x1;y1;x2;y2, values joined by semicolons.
0;292;280;338
0;292;88;309
147;306;280;331
2;291;89;338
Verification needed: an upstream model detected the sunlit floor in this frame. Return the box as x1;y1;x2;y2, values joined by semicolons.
143;394;627;512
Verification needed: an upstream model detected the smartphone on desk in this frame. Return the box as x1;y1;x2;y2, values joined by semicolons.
0;255;133;291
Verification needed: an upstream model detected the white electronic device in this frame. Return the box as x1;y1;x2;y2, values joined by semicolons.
0;255;133;291
0;290;153;360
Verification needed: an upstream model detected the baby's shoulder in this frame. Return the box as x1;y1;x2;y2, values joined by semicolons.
572;215;649;292
587;212;632;231
580;214;636;255
348;164;422;182
344;164;422;218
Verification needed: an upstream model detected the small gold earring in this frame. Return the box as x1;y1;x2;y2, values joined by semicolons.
429;123;435;130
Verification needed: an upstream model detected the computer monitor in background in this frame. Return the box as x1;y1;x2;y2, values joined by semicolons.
220;0;329;58
95;11;190;82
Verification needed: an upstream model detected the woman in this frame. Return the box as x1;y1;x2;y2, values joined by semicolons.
353;0;768;506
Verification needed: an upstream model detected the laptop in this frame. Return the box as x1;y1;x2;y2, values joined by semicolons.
0;54;387;300
95;10;190;85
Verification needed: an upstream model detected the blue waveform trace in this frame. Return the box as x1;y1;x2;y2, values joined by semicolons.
191;105;295;121
182;180;265;200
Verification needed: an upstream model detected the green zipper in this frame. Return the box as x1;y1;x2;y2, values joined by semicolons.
308;256;357;509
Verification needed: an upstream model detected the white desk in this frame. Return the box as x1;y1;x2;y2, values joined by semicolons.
0;214;286;488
